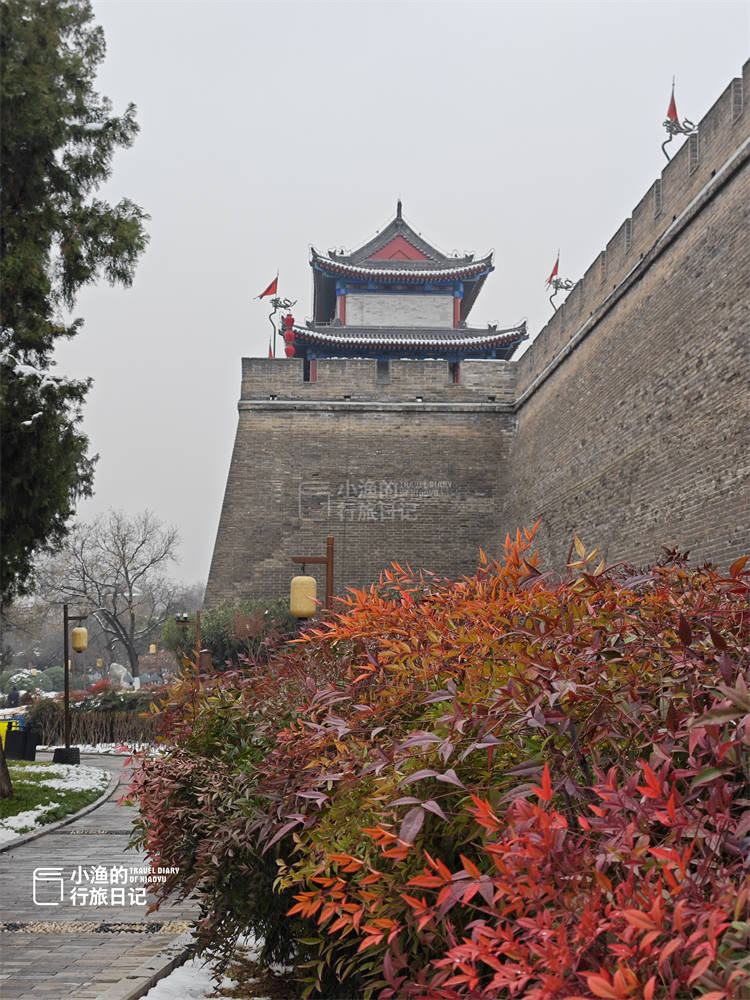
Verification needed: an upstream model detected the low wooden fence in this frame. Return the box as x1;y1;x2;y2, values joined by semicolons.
32;709;160;747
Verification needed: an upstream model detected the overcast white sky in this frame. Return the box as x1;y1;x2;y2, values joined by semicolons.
53;0;749;588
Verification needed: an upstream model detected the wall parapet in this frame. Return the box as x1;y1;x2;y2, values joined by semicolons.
515;58;749;398
240;357;517;404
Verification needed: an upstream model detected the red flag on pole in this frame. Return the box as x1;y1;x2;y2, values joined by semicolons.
546;253;559;286
257;275;278;299
667;80;678;122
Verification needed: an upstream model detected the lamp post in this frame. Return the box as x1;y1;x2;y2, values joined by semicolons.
174;611;211;670
53;604;88;765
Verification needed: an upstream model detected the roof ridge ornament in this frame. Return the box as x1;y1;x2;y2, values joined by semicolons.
396;198;402;221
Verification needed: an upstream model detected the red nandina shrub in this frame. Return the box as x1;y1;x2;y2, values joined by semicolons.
129;531;750;999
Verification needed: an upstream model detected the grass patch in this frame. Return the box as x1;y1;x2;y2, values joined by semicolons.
0;761;109;833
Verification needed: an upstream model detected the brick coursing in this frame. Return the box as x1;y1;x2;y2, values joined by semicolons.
205;61;750;607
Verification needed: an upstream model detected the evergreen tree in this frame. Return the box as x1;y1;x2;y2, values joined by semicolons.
0;0;149;606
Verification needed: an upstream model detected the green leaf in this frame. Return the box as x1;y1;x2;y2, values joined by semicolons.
690;767;725;789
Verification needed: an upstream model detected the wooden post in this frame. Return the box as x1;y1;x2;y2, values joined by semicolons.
325;535;334;609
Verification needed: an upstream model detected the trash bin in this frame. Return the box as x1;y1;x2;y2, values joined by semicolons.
23;727;37;761
4;727;25;760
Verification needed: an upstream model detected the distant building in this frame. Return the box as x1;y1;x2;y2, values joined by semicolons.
286;200;526;371
206;60;750;607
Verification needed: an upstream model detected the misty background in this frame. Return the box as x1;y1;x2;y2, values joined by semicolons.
52;0;749;587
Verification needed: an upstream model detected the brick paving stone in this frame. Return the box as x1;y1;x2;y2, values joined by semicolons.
0;752;197;999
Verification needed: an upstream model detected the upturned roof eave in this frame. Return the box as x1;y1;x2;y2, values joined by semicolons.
310;247;494;282
293;322;527;350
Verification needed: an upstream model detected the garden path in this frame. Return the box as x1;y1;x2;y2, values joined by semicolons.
0;752;197;999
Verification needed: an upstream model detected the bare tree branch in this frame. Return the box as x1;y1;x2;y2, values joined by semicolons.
36;509;181;679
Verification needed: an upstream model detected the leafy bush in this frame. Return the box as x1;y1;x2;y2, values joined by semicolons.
42;665;65;691
129;533;750;999
0;666;59;693
160;598;297;670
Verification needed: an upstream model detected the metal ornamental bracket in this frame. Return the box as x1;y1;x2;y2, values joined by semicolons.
662;80;696;162
662;115;697;162
268;295;297;354
549;277;574;312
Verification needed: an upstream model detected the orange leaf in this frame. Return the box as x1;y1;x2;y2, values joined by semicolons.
659;938;683;968
730;555;748;578
584;974;620;999
687;955;713;985
460;854;480;879
621;909;657;931
399;892;427;912
357;933;383;952
595;872;613;893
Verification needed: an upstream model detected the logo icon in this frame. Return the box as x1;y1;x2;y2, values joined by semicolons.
33;867;65;906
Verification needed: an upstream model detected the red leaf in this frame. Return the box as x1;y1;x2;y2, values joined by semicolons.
532;762;553;801
398;806;425;845
708;626;728;651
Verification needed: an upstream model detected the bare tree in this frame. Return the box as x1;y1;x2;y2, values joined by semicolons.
38;510;180;680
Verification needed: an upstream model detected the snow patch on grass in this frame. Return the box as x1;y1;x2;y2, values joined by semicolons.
0;801;63;843
0;762;109;843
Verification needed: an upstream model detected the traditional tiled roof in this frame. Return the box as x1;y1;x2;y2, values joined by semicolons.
332;203;480;268
311;204;496;326
295;322;526;351
311;247;493;282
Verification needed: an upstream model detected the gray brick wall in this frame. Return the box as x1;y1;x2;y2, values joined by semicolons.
206;402;515;605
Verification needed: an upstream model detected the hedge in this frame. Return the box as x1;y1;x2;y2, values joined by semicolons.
128;530;750;999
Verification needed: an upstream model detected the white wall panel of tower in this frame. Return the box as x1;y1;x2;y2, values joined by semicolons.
346;293;453;327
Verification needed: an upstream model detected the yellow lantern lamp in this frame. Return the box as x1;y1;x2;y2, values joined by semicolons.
149;643;157;655
71;627;88;652
290;575;318;619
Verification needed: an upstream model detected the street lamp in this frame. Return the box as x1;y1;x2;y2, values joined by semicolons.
53;604;87;766
174;611;211;670
149;641;160;683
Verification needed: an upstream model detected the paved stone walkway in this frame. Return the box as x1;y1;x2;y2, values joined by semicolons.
0;753;197;999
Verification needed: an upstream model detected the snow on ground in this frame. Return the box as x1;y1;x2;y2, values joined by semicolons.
142;937;270;1000
38;742;158;754
0;762;109;844
0;800;63;842
30;762;111;792
140;956;247;1000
